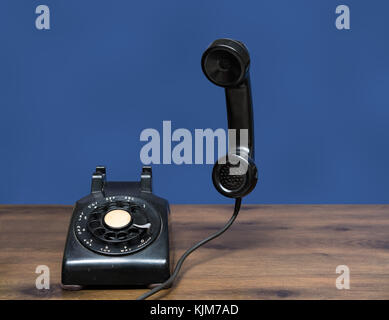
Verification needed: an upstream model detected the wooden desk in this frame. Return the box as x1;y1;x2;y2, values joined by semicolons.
0;204;388;300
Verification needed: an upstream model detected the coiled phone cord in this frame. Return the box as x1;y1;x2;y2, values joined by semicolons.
136;198;242;300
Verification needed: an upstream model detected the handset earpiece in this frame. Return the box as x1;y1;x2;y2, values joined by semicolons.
201;39;258;198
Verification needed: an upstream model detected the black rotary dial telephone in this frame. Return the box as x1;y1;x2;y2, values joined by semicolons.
62;166;171;288
62;39;258;298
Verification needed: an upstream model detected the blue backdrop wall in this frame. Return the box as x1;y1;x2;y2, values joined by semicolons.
1;0;388;204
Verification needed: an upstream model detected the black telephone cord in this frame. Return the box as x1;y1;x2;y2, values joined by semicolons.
136;197;242;300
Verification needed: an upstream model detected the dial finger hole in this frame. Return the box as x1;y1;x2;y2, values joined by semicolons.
89;213;99;220
132;212;148;225
130;205;141;213
89;220;101;229
104;232;116;240
117;232;128;240
94;228;105;236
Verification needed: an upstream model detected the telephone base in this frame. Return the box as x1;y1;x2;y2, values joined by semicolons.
61;166;171;289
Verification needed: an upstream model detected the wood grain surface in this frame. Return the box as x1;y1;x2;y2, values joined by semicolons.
0;204;388;300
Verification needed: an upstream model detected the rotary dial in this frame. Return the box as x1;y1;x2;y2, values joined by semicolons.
74;195;161;255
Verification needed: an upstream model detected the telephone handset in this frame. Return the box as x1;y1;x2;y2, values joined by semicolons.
201;39;258;198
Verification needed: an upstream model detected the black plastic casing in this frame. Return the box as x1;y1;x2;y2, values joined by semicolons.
61;168;171;287
202;39;258;198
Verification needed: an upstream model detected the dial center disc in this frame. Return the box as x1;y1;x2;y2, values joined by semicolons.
104;209;131;229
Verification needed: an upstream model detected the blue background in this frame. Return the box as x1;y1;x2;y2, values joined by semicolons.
1;1;388;204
